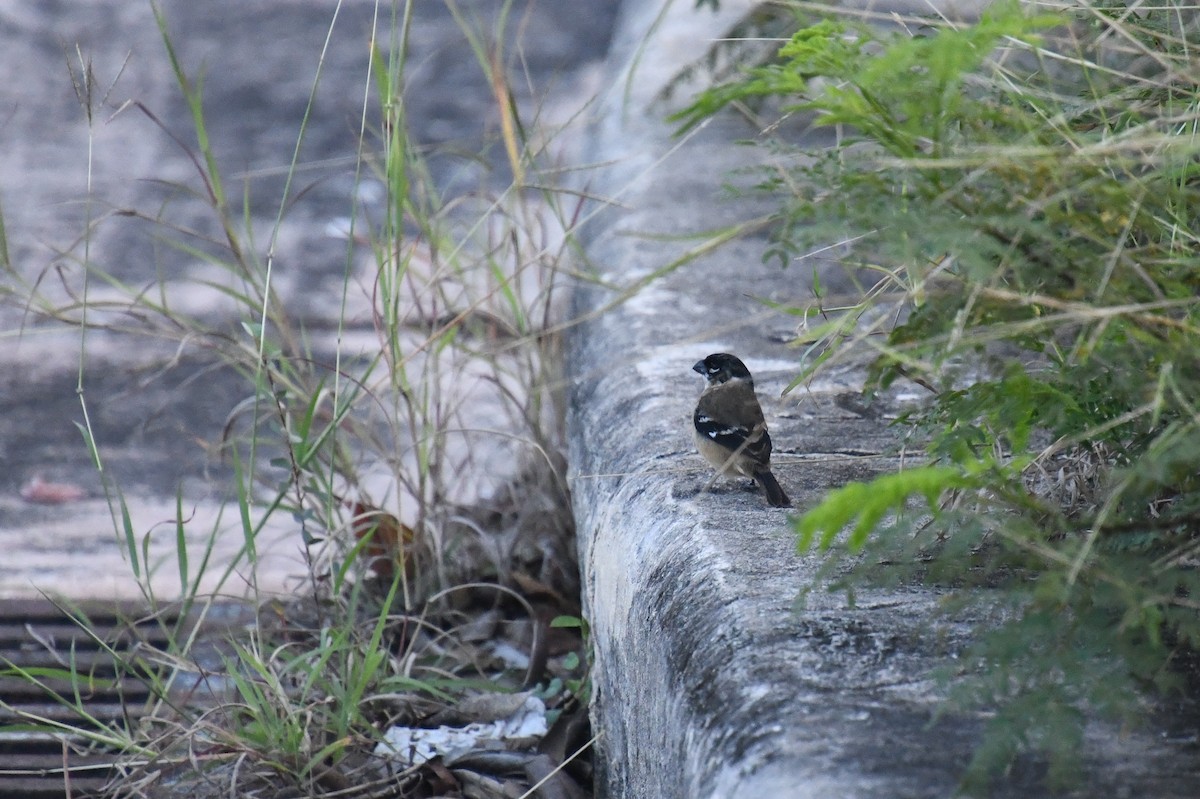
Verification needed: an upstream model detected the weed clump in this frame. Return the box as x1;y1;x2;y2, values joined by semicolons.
2;2;594;796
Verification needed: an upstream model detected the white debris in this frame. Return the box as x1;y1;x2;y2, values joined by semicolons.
374;694;548;766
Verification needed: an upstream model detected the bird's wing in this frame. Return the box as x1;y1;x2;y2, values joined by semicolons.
694;382;772;468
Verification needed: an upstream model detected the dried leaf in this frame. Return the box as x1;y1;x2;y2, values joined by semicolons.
343;498;419;581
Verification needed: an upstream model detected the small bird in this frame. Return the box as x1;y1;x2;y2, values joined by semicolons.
692;353;791;508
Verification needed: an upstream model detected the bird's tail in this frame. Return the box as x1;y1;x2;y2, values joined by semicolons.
755;470;791;508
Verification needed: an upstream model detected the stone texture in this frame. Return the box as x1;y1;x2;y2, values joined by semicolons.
567;1;1200;796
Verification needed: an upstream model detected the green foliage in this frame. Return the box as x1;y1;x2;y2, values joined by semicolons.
549;614;592;703
681;0;1200;789
796;465;972;552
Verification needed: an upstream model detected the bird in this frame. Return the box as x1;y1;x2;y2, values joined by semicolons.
691;352;792;508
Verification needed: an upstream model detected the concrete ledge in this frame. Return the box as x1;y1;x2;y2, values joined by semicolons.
567;2;1200;797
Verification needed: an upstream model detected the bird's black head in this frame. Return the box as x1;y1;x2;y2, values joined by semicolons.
692;352;753;386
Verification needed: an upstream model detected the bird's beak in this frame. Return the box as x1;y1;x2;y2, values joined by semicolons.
692;360;706;375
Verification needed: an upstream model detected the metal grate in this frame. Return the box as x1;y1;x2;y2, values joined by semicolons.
0;599;182;799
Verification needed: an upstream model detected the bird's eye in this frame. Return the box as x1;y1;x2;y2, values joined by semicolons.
707;365;720;374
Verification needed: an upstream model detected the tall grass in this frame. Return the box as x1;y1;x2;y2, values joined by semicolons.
1;1;594;794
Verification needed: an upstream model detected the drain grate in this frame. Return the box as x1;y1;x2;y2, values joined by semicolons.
0;599;183;799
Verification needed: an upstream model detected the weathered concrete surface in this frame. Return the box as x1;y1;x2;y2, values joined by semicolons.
567;1;1200;797
0;1;618;599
